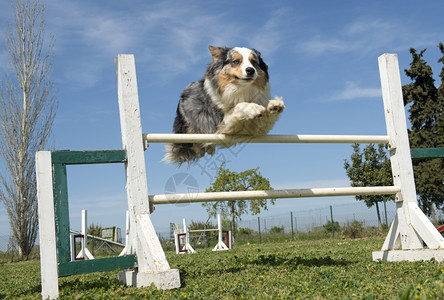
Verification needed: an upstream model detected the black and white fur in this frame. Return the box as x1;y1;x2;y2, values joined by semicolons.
164;46;284;166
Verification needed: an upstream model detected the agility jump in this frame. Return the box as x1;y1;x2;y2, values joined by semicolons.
36;54;444;299
174;214;231;254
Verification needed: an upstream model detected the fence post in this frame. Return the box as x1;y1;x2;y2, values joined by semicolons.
330;205;335;238
258;217;261;244
294;215;297;232
291;212;294;240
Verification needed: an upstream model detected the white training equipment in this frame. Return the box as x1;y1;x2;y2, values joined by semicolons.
70;209;94;260
176;218;196;254
69;209;128;260
36;54;444;299
212;214;231;251
174;214;231;254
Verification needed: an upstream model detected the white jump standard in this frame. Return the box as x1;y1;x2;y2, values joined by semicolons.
372;54;444;261
213;213;231;251
175;218;196;254
174;214;231;253
36;53;444;299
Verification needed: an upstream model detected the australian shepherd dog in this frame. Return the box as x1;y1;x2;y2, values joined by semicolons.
164;46;284;166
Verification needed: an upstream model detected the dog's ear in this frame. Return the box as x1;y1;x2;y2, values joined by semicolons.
209;46;225;61
253;49;269;79
253;48;266;69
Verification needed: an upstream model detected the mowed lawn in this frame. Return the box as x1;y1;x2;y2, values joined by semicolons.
1;238;443;299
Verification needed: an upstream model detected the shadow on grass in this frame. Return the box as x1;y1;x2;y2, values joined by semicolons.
250;254;351;268
58;272;121;292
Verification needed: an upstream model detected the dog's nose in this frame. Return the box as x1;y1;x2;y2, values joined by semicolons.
246;67;255;76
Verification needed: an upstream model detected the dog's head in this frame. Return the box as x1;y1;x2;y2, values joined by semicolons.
206;46;269;94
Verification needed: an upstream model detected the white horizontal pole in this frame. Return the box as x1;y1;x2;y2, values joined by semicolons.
70;230;125;247
143;134;390;144
188;229;219;233
150;186;400;205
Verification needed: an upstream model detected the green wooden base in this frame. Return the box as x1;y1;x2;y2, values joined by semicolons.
58;255;137;277
411;147;444;159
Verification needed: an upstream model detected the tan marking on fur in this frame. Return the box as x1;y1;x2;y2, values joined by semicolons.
231;53;243;65
209;46;223;61
252;65;267;90
248;53;257;64
245;53;267;90
217;65;240;95
230;53;244;77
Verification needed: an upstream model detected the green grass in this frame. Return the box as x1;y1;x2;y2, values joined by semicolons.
1;238;443;299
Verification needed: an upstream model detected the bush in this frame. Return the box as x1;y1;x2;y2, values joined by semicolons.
323;220;340;234
238;227;254;236
269;226;284;234
343;220;364;239
187;220;218;249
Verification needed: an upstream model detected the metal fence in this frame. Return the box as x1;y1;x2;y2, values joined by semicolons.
158;201;444;243
2;201;443;254
238;202;397;234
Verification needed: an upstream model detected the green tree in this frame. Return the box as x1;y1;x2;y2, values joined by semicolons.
344;144;393;228
402;47;444;216
437;43;444;151
203;165;275;244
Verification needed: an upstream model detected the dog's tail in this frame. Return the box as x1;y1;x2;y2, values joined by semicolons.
162;143;215;167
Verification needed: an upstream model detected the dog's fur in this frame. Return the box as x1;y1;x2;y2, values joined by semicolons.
164;46;284;166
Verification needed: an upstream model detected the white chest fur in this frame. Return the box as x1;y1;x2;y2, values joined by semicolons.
205;79;270;113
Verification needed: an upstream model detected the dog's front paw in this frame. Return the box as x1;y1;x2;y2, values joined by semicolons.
267;96;285;114
245;103;266;119
234;102;266;120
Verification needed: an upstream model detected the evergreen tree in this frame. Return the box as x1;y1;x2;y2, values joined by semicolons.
203;165;274;244
437;43;444;148
402;47;444;216
344;144;393;228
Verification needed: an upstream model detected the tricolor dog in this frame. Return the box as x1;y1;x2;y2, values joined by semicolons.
164;46;284;166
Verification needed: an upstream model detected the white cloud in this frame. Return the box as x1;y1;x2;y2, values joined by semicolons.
248;8;290;57
298;17;439;57
310;81;381;102
42;1;291;87
299;35;348;55
330;81;381;101
273;178;351;190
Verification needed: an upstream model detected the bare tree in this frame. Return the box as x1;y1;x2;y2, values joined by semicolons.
0;0;57;258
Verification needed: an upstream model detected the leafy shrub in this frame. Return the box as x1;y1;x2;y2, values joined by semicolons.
188;220;218;248
269;226;284;234
189;220;216;231
87;223;102;237
323;220;340;234
343;220;364;239
238;227;254;236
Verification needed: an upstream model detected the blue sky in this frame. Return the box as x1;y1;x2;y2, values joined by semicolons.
0;0;443;237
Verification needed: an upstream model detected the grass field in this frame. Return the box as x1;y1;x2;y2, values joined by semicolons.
1;237;443;299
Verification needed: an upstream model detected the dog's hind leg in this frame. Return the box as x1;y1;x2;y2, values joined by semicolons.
163;143;215;167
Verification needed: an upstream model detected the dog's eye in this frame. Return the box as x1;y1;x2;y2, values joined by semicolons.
232;59;241;65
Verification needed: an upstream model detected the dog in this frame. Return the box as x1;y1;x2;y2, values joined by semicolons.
163;46;284;166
